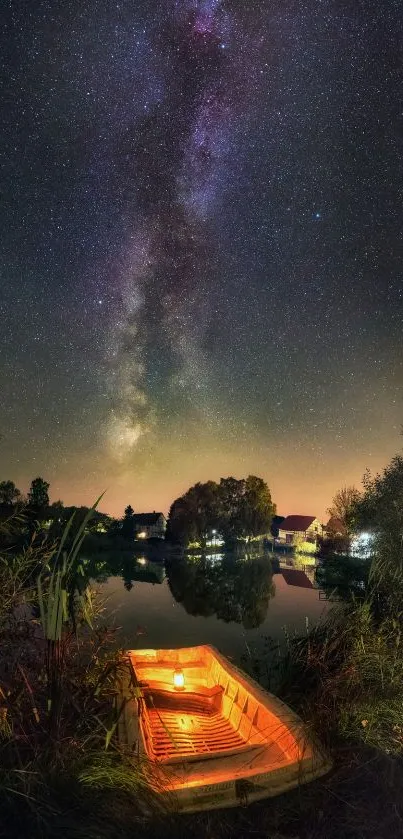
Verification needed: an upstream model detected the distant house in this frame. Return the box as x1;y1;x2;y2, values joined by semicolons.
132;513;167;540
278;515;322;545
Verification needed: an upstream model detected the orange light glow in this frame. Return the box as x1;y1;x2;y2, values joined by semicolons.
173;669;185;689
124;645;331;809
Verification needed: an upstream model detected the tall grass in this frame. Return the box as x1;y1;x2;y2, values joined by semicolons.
0;505;155;837
36;496;103;735
273;600;403;756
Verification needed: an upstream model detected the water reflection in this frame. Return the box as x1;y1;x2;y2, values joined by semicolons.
166;554;275;629
315;554;369;601
88;551;328;660
87;554;165;591
87;551;322;625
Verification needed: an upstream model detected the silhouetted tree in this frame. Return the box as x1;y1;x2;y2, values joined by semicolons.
167;476;275;547
0;480;21;506
107;518;122;538
122;505;136;540
327;486;361;535
166;483;220;546
27;477;50;509
270;515;285;539
50;500;64;514
217;477;246;540
242;476;276;542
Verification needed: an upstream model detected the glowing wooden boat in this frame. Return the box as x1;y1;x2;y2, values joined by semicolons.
118;645;331;813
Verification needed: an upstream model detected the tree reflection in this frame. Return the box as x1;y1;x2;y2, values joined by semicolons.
166;554;275;628
315;553;369;601
86;554;165;588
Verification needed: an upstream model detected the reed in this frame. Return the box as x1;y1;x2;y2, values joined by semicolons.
0;504;156;836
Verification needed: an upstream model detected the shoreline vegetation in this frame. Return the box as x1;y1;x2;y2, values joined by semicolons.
1;456;403;837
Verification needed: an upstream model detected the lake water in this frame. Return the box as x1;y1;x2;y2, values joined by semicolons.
95;552;329;668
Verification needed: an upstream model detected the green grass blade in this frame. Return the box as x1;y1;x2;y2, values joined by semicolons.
48;570;62;641
37;574;47;635
68;493;105;564
54;511;77;563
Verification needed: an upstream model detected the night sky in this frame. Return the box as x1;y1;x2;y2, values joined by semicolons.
1;0;402;519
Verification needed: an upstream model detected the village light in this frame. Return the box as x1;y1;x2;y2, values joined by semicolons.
173;668;185;690
138;531;147;539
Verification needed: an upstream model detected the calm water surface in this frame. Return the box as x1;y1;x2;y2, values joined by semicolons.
95;552;328;666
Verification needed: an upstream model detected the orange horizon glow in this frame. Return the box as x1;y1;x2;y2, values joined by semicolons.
10;431;400;524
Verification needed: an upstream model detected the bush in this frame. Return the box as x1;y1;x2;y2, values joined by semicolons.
275;601;403;756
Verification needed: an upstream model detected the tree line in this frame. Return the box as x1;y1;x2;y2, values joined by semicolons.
166;475;276;547
0;477;51;509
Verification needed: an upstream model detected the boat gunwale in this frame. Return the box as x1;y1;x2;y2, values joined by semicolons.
117;644;332;812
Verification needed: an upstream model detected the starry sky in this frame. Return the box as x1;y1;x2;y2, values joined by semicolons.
1;0;402;520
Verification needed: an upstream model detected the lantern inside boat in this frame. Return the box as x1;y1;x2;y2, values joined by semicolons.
173;668;185;690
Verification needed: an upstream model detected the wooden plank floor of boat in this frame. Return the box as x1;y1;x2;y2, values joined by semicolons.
147;707;248;762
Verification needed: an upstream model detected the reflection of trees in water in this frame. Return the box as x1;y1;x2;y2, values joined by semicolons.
166;555;275;629
122;556;135;591
316;554;369;601
84;553;164;590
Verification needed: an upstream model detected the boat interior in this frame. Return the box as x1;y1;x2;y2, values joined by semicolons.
128;646;304;766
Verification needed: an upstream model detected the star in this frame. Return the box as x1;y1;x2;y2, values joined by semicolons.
0;0;401;522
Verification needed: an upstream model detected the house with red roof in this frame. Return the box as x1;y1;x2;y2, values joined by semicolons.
278;515;322;545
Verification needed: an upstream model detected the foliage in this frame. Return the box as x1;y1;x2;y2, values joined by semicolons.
220;476;275;542
327;485;361;534
107;517;123;538
349;454;403;604
0;480;21;506
166;475;276;546
47;506;111;544
27;476;50;509
292;538;317;555
319;533;351;556
0;504;157;836
166;480;220;547
122;504;136;540
0;507;31;551
36;501;106;733
352;456;403;532
270;514;285;538
50;499;64;511
273;602;403;757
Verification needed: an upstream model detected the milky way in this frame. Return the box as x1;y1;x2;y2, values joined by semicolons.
1;0;402;517
106;0;242;457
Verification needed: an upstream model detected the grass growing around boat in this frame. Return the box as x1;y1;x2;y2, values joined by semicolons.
0;509;163;838
1;477;403;839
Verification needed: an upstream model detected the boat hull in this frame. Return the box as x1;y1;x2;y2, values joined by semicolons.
118;645;331;813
